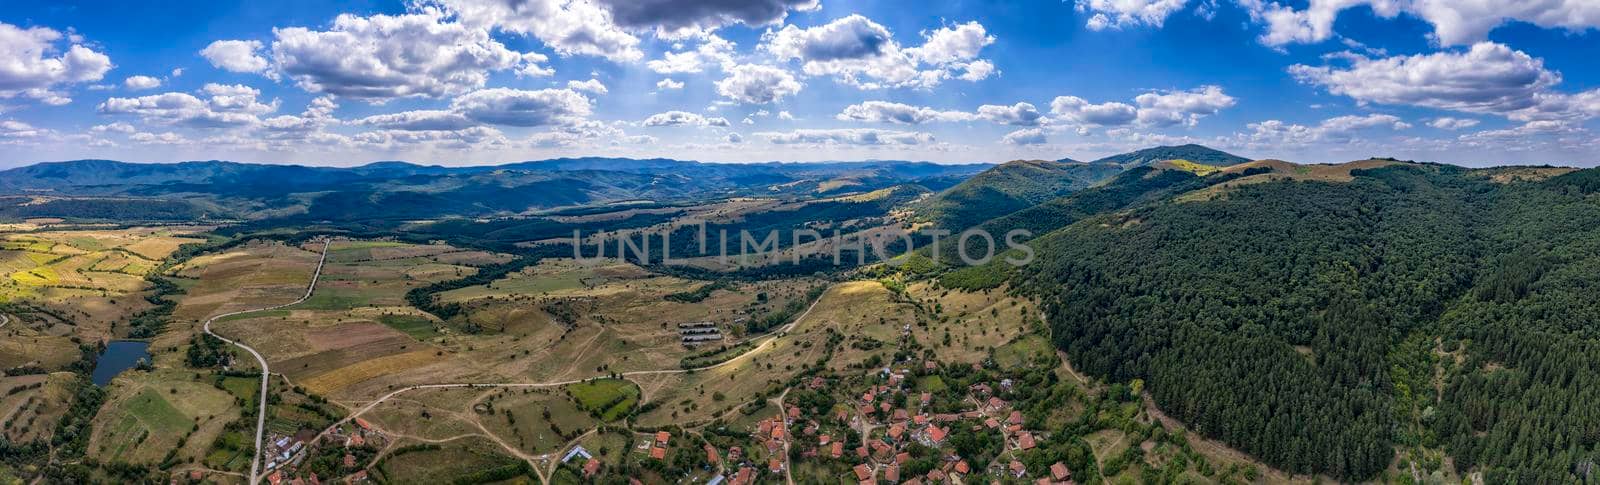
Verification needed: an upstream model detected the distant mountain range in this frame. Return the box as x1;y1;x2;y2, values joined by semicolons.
0;146;1255;224
0;157;990;221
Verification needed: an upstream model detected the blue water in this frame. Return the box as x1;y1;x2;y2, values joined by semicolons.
92;340;151;386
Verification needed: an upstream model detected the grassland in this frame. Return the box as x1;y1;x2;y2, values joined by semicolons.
180;240;496;399
631;280;906;427
0;372;75;444
437;257;819;385
566;378;639;422
87;369;240;465
376;436;521;485
905;281;1036;363
0;225;208;340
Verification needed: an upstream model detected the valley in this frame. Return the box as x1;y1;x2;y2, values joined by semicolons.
1;149;1597;485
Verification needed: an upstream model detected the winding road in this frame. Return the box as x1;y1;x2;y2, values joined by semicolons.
310;285;832;468
201;240;328;485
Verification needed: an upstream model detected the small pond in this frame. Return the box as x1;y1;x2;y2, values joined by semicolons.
91;340;151;386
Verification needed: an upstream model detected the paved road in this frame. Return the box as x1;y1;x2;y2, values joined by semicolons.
202;240;328;485
313;285;831;445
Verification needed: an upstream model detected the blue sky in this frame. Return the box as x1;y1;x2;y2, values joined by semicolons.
2;0;1598;167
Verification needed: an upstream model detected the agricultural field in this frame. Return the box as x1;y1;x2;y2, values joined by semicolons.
178;240;498;398
0;372;76;444
86;369;240;465
0;226;208;340
373;436;523;485
631;280;898;427
438;257;821;381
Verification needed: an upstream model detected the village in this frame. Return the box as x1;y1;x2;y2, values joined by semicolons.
540;350;1089;485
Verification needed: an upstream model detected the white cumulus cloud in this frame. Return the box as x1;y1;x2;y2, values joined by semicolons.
757;128;934;145
1241;0;1600;47
977;102;1045;126
0;22;113;105
567;79;608;94
656;78;685;90
1289;43;1559;115
97;83;279;128
270;10;550;100
450;87;592;127
200;40;271;74
761;15;995;90
124;75;162;90
836;101;975;124
1428;117;1480;130
1001;127;1048;145
643;110;730;127
1077;0;1191;31
431;0;643;62
1133;85;1236;127
715;64;803;104
1051;96;1138;126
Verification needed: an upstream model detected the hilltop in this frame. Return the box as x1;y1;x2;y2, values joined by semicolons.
912;159;1123;232
1090;144;1250;168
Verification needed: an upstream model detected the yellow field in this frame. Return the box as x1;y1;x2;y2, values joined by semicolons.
0;226;207;339
299;349;445;395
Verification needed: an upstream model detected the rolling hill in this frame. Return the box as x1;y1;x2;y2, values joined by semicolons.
1090;143;1250;168
913;159;1124;232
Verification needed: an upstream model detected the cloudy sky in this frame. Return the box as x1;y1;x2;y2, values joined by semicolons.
2;0;1598;167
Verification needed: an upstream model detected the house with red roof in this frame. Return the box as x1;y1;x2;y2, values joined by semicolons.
1017;432;1036;450
854;464;873;481
731;467;754;485
1052;462;1072;481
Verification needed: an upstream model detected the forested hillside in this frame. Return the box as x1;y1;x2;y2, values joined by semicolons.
915;159;1123;232
1091;144;1250;168
1011;163;1600;482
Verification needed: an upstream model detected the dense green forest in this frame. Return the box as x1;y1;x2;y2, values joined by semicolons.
1011;163;1600;482
0;196;219;221
1089;144;1251;168
915;159;1123;232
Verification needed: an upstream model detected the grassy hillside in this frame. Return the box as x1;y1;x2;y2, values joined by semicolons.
914;159;1123;232
1011;162;1600;482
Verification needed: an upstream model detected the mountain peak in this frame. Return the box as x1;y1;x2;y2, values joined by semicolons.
1092;145;1249;168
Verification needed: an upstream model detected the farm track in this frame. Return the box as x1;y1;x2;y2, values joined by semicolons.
201;240;328;485
309;287;831;474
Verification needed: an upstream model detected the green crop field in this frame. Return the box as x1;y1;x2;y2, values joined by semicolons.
567;378;640;422
378;314;439;340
